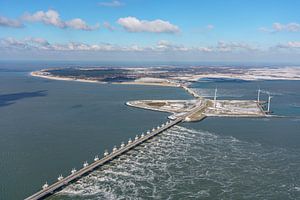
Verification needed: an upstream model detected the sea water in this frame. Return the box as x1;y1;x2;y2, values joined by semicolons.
51;79;300;199
0;63;191;200
0;63;299;200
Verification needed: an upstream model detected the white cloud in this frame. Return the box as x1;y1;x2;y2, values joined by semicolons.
0;37;51;50
276;41;300;49
25;37;50;45
66;18;99;31
0;38;188;52
216;41;258;52
154;40;192;52
51;42;120;51
0;37;261;55
6;37;293;62
117;16;180;33
0;37;135;51
0;16;24;28
197;47;213;52
98;0;124;7
0;37;26;48
273;22;300;32
260;22;300;33
22;9;99;31
152;41;255;53
23;10;64;27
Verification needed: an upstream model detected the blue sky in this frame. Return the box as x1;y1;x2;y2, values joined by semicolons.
0;0;300;62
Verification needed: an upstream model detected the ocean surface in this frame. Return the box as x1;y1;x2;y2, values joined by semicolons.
0;62;299;200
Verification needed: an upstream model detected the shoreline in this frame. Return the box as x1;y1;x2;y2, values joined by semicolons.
30;70;200;100
30;66;300;87
112;81;180;87
30;71;106;84
29;68;300;102
30;71;184;88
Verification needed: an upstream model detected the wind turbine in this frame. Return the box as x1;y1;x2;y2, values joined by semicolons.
257;88;261;102
214;87;217;108
267;93;273;113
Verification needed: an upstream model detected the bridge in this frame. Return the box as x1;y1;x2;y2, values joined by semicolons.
25;99;205;200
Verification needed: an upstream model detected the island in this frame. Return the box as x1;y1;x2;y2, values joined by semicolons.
30;65;300;122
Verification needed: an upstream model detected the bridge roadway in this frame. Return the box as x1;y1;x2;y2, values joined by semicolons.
25;100;204;200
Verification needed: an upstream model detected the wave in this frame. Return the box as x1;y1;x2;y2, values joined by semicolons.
53;126;300;200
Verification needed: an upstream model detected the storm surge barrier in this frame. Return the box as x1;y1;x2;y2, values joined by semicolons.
25;118;184;200
25;98;206;200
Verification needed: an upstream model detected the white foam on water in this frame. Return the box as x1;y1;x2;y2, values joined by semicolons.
54;125;300;200
251;118;271;122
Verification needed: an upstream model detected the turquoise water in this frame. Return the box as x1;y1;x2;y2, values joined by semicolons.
1;63;300;200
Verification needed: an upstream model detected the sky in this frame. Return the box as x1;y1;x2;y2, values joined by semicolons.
0;0;300;63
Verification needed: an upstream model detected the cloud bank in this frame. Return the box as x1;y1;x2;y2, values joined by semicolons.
117;17;180;33
260;22;300;33
276;41;300;49
1;37;299;62
0;16;24;28
0;37;262;54
22;9;99;31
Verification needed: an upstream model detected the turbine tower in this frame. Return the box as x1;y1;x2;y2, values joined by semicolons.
257;88;261;102
214;87;217;108
267;94;273;113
